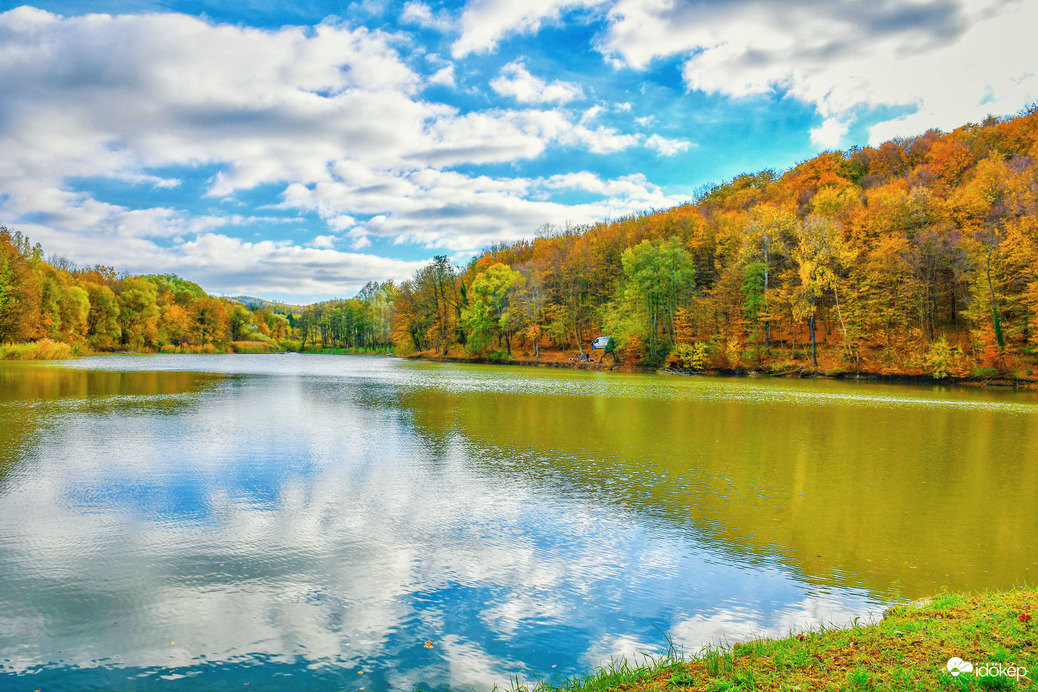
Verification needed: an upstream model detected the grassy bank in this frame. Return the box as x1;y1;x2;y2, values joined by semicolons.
522;588;1036;692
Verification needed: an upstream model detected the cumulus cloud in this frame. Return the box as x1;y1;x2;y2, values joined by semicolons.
451;0;1038;147
452;0;607;57
401;0;454;32
428;64;457;88
598;0;1038;146
645;134;692;156
490;60;584;104
0;6;685;299
282;168;684;251
16;220;427;299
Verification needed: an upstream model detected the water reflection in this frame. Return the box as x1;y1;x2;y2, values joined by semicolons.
1;356;1035;690
399;377;1038;598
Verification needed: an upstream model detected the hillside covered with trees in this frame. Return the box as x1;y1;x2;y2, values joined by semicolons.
391;107;1038;380
0;227;295;357
4;107;1038;380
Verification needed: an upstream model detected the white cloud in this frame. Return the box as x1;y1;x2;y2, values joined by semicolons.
598;0;1038;146
284;168;684;251
0;7;674;299
401;1;454;32
490;60;584;104
810;118;850;149
452;0;607;57
428;64;456;88
645;133;692;156
580;105;604;123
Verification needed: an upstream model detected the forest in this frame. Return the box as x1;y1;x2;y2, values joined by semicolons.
388;106;1038;379
3;107;1038;379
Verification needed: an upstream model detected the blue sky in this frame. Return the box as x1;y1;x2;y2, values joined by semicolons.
1;0;1036;302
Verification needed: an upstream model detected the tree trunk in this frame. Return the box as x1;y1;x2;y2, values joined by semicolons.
833;285;854;363
809;298;818;367
986;249;1005;363
763;234;771;345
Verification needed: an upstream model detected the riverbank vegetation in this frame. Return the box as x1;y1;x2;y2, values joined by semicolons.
0;225;295;358
4;109;1038;378
523;587;1036;692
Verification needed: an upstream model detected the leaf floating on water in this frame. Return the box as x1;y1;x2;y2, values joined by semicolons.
424;640;434;649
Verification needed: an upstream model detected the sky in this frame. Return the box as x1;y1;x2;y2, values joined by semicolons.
1;0;1036;303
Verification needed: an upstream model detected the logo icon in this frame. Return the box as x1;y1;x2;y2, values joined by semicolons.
947;657;974;677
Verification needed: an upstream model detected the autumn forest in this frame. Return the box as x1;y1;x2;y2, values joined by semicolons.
3;107;1038;380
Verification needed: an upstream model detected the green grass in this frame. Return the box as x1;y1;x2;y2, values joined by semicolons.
0;339;76;360
502;587;1037;692
504;653;684;692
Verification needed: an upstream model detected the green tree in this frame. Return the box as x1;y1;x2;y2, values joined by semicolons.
86;284;122;350
464;263;522;353
620;238;696;363
117;277;160;350
229;304;256;341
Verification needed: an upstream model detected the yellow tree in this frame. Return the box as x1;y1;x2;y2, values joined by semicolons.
793;216;855;366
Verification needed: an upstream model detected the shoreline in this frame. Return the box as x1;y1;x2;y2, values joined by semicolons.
403;351;1038;389
525;587;1036;692
6;345;1036;389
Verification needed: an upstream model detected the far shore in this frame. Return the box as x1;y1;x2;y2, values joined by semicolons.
5;340;1037;389
401;349;1038;389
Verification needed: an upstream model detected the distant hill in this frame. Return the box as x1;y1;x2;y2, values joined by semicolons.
226;295;302;314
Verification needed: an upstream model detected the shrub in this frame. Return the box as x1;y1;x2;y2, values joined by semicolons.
231;340;276;354
0;339;75;360
925;337;953;379
667;342;711;370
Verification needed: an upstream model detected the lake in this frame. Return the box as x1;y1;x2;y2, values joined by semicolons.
1;354;1036;690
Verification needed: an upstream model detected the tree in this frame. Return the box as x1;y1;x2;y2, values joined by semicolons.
190;298;229;346
464;263;522;353
792;216;854;366
620;238;696;363
86;284;121;349
229;304;256;341
740;204;795;343
0;226;42;342
117;277;161;349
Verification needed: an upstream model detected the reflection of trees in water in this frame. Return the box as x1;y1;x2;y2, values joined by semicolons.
399;386;1038;600
0;364;219;489
0;364;218;402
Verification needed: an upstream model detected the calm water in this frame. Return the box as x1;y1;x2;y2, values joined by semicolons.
1;355;1037;690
